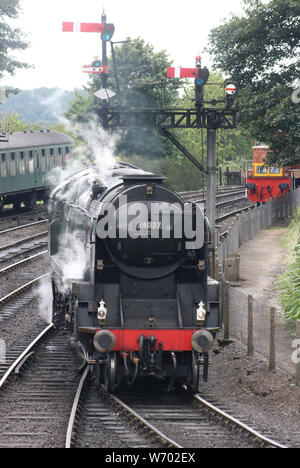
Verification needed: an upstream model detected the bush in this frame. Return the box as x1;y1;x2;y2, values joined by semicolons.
277;211;300;321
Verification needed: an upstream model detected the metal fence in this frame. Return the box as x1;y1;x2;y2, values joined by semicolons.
218;188;300;270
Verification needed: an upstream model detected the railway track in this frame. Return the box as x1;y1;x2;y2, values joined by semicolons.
0;206;47;230
0;273;49;324
110;387;288;449
0;236;48;270
66;370;180;449
0;327;81;448
66;373;288;449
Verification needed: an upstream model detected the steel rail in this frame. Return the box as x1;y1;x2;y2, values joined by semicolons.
0;251;48;276
106;391;183;449
0;323;54;389
0;220;48;236
193;393;288;449
0;231;48;252
0;273;49;308
216;204;255;223
181;188;246;202
65;366;91;449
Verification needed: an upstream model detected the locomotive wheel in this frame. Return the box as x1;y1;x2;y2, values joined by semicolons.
188;351;200;391
104;352;118;393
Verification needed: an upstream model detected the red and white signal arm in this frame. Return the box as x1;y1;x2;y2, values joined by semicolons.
83;65;109;74
226;84;237;95
167;67;199;79
62;22;105;33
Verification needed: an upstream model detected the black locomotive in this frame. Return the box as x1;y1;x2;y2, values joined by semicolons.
49;162;220;391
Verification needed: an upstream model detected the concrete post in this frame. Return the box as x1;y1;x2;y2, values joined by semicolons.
248;295;254;356
223;280;230;341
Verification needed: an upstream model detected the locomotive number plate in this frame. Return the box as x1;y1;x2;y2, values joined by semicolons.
137;221;161;230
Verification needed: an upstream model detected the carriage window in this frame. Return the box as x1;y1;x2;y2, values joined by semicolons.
269;167;281;174
49;148;55;169
28;152;34;174
57;148;62;167
10;153;17;176
19;152;26;174
41;149;47;171
256;165;268;174
0;153;6;177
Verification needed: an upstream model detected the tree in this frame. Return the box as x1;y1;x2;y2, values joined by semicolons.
0;0;29;81
65;37;180;158
0;113;41;132
207;0;300;165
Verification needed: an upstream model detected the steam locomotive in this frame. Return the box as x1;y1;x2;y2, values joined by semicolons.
49;163;220;392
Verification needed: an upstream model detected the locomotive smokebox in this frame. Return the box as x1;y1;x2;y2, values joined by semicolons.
191;330;214;353
93;330;116;353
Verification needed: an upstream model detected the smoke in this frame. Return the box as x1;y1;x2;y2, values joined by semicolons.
47;115;122;294
37;276;53;325
55;234;88;294
40;88;69;122
46;116;121;187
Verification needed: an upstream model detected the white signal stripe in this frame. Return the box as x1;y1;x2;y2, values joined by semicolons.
83;66;107;74
74;23;81;32
174;68;181;78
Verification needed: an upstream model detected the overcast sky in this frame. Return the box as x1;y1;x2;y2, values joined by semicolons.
2;0;246;91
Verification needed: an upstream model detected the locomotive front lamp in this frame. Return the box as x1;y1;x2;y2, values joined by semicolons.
98;300;107;326
196;301;207;326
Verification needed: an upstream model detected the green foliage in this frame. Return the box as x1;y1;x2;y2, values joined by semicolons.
277;211;300;321
0;0;29;79
0;113;41;132
207;0;300;165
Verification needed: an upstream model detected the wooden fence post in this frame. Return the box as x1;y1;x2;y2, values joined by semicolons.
248;295;254;356
269;307;276;371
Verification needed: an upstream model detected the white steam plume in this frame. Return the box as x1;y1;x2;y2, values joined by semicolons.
37;276;53;325
47;116;121;187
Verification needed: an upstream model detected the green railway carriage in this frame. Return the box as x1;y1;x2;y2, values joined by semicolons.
0;130;74;210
